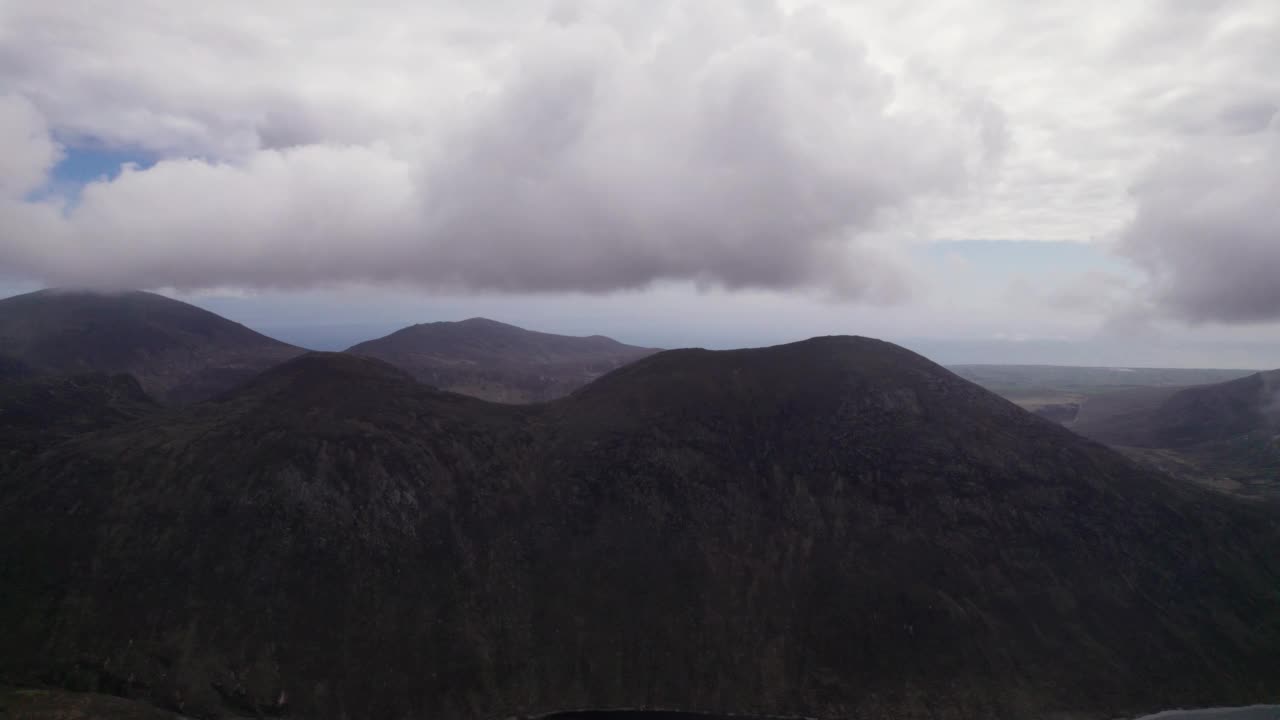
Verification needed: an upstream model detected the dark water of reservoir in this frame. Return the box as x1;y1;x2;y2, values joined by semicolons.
537;707;798;712
1136;707;1280;720
539;708;1280;720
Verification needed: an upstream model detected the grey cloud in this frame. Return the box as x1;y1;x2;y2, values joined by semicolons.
1120;126;1280;323
1218;101;1278;135
0;3;1005;298
1041;270;1134;314
1148;89;1279;137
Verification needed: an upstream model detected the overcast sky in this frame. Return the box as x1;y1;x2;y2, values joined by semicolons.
1;1;1277;366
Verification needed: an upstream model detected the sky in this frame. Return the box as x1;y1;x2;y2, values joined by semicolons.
0;1;1278;366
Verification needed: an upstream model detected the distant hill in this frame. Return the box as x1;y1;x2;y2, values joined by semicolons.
0;289;305;403
2;338;1277;720
346;316;658;402
949;364;1255;422
1071;370;1280;499
1073;370;1280;448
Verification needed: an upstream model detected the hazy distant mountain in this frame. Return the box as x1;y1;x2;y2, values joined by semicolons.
2;338;1276;720
0;289;305;403
1071;370;1280;498
1073;370;1280;447
950;364;1256;422
345;316;658;402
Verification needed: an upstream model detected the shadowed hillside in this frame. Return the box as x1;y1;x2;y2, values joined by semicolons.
0;289;304;403
0;372;158;473
346;317;658;402
1;340;1277;720
0;355;32;381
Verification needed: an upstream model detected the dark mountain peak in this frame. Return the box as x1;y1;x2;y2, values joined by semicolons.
394;316;528;339
247;350;414;387
223;351;419;406
1;287;260;333
26;286;149;298
0;288;304;403
456;316;518;329
10;287;206;313
569;335;959;408
347;317;659;402
556;336;1045;462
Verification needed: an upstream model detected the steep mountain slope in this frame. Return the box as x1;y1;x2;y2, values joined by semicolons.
1;340;1278;720
345;317;658;402
1072;370;1280;498
0;289;305;403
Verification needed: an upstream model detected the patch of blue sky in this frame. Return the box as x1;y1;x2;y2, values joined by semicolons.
26;142;158;207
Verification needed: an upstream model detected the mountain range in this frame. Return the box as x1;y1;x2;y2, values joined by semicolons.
1;333;1278;719
0;290;657;405
1;289;1279;719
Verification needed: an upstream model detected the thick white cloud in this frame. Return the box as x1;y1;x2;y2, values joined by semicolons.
0;94;60;196
0;2;1004;296
830;0;1280;245
1;0;1278;324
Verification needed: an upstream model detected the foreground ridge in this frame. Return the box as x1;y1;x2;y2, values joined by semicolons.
0;337;1277;719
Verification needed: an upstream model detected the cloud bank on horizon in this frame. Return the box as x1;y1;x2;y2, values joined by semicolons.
0;0;1276;323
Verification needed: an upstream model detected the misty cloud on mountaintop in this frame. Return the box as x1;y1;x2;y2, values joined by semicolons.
0;4;1005;298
